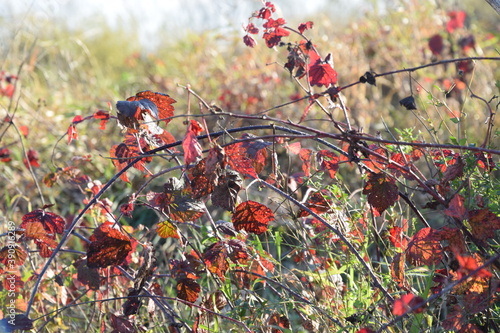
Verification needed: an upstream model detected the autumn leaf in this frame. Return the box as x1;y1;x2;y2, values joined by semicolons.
109;313;137;333
177;278;201;303
156;220;181;239
447;11;466;33
117;90;176;126
182;120;203;166
148;177;204;222
243;35;256;48
0;147;11;162
298;21;313;34
388;226;408;249
23;149;40;168
428;34;444;56
435;226;467;254
405;228;442;266
21;209;65;235
232;201;274;235
308;52;337;87
317;150;339;179
74;259;100;290
362;173;399;214
468;208;500;242
298;190;334;217
93;110;110;130
211;169;242;212
0;244;27;266
224;141;258;178
393;293;426;316
456;253;492;280
391;253;407;289
299;148;312;177
203;239;249;279
87;222;132;268
23;222;59;258
268;312;290;333
443;194;467;220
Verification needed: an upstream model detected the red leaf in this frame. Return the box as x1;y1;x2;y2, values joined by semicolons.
362;173;399;214
388;226;408;249
298;190;334;217
406;228;442;266
23;221;59;258
93;110;110;130
243;35;257;48
298;21;314;34
307;51;337;87
182;120;203;165
393;293;426;316
0;147;11;162
455;253;492;280
232;201;274;235
444;194;467;220
299;148;312;177
224;141;258;178
23;149;40;168
67;124;78;144
268;312;290;332
468;209;500;242
428;34;444;55
19;125;29;138
0;244;27;266
148;177;205;222
286;142;301;155
87;222;132;268
72;115;84;123
317;150;339;179
245;23;259;34
390;253;406;288
447;11;466;33
176;278;201;303
21;209;65;235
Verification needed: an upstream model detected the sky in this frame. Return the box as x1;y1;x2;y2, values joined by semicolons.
1;0;365;48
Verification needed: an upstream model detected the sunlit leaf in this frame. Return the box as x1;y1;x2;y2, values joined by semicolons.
156;220;180;239
87;222;132;268
176;278;201;303
405;228;442;266
21;209;65;235
232;201;274;235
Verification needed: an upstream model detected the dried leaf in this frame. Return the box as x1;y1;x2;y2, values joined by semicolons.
362;173;399;214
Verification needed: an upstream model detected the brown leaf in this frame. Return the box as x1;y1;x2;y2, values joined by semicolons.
468;209;500;242
211;170;242;212
177;278;201;303
87;222;132;268
0;244;27;266
362;173;399;214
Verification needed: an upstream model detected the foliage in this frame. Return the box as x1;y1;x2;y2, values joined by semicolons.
1;1;500;332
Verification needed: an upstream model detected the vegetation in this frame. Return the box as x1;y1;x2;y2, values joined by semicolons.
0;1;499;332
